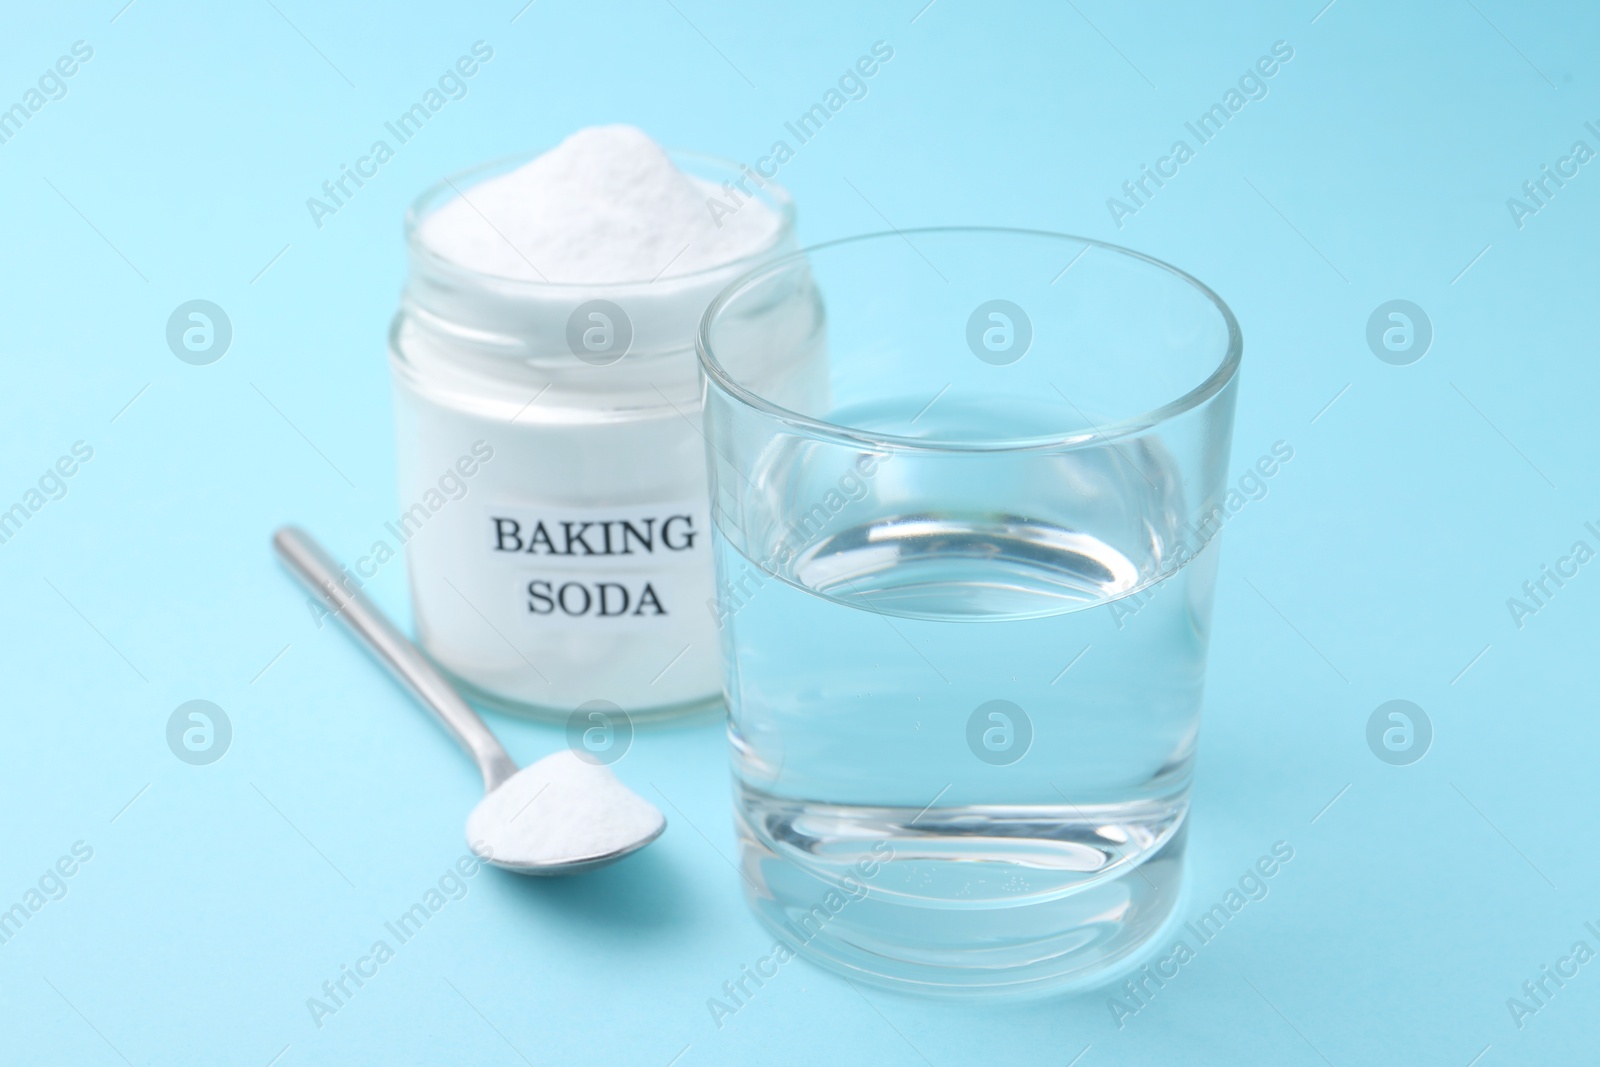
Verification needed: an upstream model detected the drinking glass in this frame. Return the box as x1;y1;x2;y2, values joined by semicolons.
697;228;1241;995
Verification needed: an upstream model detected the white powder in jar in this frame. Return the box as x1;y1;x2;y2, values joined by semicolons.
420;124;782;283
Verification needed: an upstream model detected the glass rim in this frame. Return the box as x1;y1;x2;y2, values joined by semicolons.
696;226;1243;454
404;148;797;290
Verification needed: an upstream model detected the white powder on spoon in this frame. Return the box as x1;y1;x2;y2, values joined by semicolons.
420;124;782;283
466;750;666;867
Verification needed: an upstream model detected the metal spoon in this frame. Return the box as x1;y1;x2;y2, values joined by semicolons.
272;526;665;875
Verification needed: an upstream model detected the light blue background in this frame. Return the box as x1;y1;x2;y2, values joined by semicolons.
2;2;1597;1064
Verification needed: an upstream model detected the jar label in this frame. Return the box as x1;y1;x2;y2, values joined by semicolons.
483;499;711;630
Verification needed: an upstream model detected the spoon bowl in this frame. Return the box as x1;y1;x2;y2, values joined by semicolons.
467;751;666;875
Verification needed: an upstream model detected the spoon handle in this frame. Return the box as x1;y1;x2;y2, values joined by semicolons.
272;526;518;792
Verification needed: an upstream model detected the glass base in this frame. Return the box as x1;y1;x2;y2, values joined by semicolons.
735;795;1188;998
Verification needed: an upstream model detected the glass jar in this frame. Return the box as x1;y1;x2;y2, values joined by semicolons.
388;151;796;721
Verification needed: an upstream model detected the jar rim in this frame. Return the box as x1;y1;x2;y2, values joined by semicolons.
404;148;797;290
696;227;1243;455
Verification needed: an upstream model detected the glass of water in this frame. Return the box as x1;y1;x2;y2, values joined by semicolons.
697;228;1241;995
